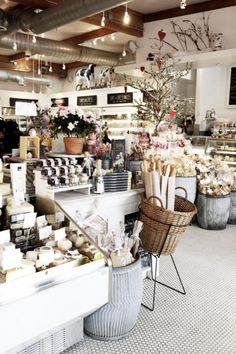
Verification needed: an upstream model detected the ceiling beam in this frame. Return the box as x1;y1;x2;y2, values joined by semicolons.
82;6;143;38
144;0;236;22
63;28;115;46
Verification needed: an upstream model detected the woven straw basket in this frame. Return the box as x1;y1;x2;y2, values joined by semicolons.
140;188;197;256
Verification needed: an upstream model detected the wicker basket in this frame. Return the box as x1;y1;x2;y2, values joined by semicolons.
140;188;197;256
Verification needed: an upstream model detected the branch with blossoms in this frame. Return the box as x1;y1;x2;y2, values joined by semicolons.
125;30;191;129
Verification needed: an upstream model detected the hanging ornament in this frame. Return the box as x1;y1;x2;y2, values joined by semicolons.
124;85;128;93
158;30;166;42
169;109;176;119
140;66;145;72
156;58;162;69
156;107;161;113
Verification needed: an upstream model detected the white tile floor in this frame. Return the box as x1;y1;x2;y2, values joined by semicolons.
64;224;236;354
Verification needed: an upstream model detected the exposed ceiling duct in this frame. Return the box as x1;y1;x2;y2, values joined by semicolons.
0;70;52;87
16;0;132;35
0;33;130;66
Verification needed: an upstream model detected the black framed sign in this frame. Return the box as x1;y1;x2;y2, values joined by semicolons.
107;92;133;105
77;95;97;106
10;98;38;106
51;97;68;107
228;67;236;106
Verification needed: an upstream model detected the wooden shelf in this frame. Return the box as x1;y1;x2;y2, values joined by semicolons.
214;150;236;155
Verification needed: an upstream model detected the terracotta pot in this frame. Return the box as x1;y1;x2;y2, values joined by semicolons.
63;137;85;155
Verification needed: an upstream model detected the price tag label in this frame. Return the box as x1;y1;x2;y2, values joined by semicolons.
39;225;52;240
23;213;37;229
37;215;47;228
53;227;66;241
0;230;10;243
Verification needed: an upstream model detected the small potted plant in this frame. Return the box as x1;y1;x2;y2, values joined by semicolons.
51;108;98;155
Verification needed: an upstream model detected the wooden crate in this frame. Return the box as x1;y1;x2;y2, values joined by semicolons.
20;136;40;160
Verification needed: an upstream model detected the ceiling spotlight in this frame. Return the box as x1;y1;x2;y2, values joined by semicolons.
111;33;115;41
180;0;187;9
123;3;130;25
32;35;36;43
13;41;17;50
93;38;97;45
101;37;105;42
62;63;66;70
122;49;126;57
49;65;52;73
101;11;105;27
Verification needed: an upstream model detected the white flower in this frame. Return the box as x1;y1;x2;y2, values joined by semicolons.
68;122;75;131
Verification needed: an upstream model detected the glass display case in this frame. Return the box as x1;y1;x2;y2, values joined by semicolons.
205;137;236;170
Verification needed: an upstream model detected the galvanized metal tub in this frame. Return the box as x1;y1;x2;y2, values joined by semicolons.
175;176;197;203
197;193;231;230
228;191;236;224
84;257;143;341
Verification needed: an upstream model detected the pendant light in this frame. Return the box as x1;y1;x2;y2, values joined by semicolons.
32;34;37;43
101;11;105;27
111;33;115;41
62;63;66;70
122;43;126;57
37;55;41;75
32;58;35;93
180;0;187;9
13;41;17;50
93;38;97;45
123;3;130;25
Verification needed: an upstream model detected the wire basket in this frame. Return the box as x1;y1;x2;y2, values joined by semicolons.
139;187;197;256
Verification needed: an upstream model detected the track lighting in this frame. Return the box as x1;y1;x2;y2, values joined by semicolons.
62;63;66;70
180;0;187;9
32;34;36;43
123;3;130;25
13;41;17;50
101;12;105;27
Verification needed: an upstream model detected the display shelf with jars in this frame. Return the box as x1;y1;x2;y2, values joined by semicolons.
205;137;236;170
97;105;152;140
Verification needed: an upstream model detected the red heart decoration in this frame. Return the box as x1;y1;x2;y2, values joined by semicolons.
168;123;173;130
140;66;145;72
124;85;128;94
156;107;161;113
156;59;162;69
158;30;166;42
169;109;176;119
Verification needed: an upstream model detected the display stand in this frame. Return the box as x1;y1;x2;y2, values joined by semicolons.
142;253;186;312
34;170;92;200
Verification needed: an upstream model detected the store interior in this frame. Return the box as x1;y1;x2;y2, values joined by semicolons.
0;0;236;353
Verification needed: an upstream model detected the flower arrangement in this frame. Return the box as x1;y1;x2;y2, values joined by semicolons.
95;143;112;160
51;108;98;139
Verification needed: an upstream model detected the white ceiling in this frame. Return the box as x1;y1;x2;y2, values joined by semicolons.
128;0;209;14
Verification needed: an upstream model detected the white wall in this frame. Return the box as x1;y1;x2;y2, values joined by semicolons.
195;65;236;122
136;6;236;63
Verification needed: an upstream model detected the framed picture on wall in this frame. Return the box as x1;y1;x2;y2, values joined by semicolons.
10;98;38;107
227;67;236;107
51;97;69;107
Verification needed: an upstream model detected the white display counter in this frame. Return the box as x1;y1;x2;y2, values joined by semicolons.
0;189;142;354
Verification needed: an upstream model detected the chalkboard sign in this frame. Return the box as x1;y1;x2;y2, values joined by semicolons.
51;97;68;107
229;67;236;105
77;95;97;106
111;139;125;166
10;98;38;106
107;92;133;104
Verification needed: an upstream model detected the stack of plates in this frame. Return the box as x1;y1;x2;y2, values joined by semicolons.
103;172;131;192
